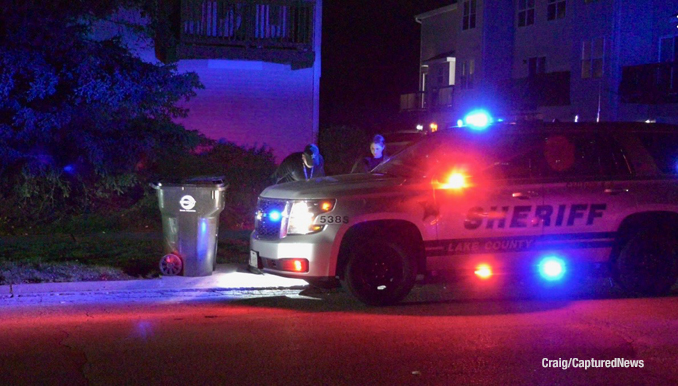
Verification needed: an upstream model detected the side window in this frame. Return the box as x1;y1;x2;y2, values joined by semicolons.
599;136;633;177
541;133;627;179
427;133;545;185
634;132;678;175
483;135;547;182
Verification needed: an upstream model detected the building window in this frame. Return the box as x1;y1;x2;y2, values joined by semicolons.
462;0;477;30
582;38;604;79
528;57;546;77
547;0;566;21
459;59;475;89
660;36;678;62
518;0;535;27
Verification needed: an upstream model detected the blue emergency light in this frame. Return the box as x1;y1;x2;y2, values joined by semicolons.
463;110;493;130
538;256;566;281
268;210;282;222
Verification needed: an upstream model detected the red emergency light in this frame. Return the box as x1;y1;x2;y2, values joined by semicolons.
474;264;493;279
279;258;309;273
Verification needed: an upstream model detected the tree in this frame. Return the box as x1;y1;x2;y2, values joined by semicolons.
0;0;203;224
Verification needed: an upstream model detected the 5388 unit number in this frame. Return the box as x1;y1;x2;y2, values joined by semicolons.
318;215;349;224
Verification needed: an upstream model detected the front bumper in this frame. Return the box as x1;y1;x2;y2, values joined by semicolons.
250;230;337;279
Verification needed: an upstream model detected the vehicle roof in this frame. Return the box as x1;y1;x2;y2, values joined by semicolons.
440;121;678;135
384;130;428;154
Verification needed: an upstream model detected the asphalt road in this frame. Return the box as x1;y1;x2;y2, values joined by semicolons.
1;282;676;385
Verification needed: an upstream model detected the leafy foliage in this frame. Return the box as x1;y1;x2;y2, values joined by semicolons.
155;141;277;230
0;1;203;227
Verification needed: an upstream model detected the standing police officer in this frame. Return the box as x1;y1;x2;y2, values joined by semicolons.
351;134;389;173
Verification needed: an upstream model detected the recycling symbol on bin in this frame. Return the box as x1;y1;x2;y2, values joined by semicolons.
180;195;197;210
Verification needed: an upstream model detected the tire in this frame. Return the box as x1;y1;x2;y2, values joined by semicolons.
613;228;678;296
341;238;417;306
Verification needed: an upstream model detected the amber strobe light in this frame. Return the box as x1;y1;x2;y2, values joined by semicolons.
474;264;492;279
321;201;334;212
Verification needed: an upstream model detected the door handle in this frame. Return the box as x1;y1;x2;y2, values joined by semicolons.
604;188;629;195
512;191;537;200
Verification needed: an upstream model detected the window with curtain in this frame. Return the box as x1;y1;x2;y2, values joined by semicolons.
547;0;566;21
518;0;535;27
462;0;477;30
582;37;604;79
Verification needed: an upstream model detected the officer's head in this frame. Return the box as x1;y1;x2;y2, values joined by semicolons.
371;134;385;159
302;144;320;168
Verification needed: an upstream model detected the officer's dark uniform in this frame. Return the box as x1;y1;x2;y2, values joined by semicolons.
272;148;325;184
350;154;388;173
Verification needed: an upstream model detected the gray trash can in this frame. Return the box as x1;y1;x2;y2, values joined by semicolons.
151;176;228;277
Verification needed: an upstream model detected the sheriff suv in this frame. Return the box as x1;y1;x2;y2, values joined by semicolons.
250;121;678;305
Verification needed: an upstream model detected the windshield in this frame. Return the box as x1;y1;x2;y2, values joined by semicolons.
372;128;545;181
372;134;442;178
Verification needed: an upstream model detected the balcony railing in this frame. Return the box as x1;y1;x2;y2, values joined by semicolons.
180;0;314;48
400;85;455;112
157;0;315;66
620;62;678;104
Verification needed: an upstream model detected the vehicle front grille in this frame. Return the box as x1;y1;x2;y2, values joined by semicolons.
254;198;288;239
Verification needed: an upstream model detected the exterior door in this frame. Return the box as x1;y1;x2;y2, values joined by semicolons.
539;131;637;265
426;132;546;275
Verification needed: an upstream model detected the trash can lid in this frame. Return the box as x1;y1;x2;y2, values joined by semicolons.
151;176;228;190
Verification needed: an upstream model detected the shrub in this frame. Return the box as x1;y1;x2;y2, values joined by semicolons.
0;139;276;234
153;140;277;230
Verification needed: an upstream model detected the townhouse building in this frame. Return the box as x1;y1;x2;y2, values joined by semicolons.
402;0;678;129
100;0;322;161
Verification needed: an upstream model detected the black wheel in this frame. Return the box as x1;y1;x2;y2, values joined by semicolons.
613;228;678;296
160;254;183;276
341;239;417;306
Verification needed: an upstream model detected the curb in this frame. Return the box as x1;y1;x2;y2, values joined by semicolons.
0;263;309;301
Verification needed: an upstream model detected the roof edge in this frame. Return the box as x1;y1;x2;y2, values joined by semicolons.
415;4;457;23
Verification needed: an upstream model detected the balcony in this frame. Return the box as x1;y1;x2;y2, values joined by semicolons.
156;0;316;68
620;62;678;104
400;86;454;112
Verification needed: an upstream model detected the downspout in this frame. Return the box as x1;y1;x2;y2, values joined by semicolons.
415;14;425;121
609;0;623;121
312;0;322;143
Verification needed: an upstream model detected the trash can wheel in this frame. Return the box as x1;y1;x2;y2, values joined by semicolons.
160;254;183;276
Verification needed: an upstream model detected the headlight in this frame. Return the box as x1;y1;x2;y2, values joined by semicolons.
282;199;336;236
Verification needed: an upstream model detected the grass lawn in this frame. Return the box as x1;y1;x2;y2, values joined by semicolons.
0;231;251;285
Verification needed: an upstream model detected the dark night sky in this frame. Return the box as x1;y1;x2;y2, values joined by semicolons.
320;0;451;132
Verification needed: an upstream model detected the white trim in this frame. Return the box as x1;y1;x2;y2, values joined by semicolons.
415;4;457;23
